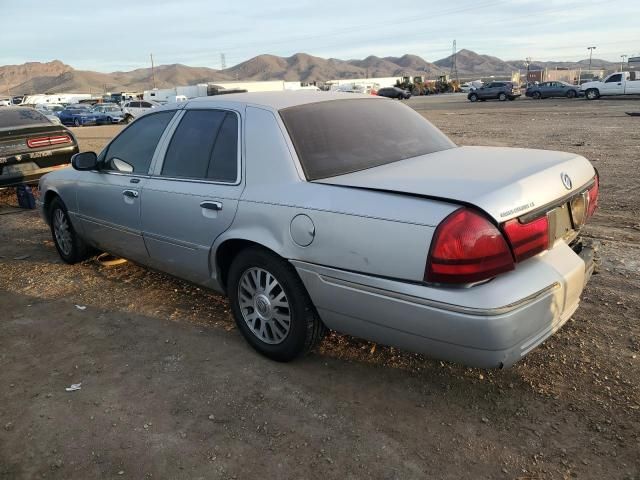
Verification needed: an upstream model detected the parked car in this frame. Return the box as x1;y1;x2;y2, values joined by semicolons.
526;81;582;99
581;71;640;100
377;87;411;99
39;92;598;368
90;103;125;124
122;100;159;122
35;103;65;114
467;81;521;102
0;107;78;187
57;107;101;127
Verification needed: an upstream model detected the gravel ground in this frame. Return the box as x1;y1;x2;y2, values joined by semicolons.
0;95;638;479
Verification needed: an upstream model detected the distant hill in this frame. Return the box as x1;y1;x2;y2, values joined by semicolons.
0;50;621;95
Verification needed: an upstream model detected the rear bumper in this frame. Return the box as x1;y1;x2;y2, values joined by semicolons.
0;164;70;187
294;241;594;368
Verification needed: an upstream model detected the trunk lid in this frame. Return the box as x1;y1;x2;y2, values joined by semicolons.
314;146;596;222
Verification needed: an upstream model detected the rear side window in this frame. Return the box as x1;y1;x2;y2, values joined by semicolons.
280;99;455;180
161;110;238;182
0;108;49;128
103;111;175;174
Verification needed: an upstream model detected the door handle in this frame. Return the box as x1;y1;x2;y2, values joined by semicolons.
200;201;223;211
122;189;139;198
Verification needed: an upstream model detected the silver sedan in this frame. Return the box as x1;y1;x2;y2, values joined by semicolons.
38;92;599;368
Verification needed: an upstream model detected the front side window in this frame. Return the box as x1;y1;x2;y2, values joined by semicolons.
103;111;175;174
161;109;238;182
280;99;456;180
606;74;622;83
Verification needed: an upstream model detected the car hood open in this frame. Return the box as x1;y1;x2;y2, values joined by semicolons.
314;146;596;222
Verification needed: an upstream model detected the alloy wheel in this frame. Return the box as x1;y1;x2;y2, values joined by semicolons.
53;208;72;256
237;267;291;344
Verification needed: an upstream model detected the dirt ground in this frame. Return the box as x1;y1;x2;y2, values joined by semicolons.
0;95;638;480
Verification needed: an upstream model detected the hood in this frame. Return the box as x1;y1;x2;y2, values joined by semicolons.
580;81;601;89
314;146;596;222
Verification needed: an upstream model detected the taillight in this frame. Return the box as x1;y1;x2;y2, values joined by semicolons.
587;175;599;218
425;208;515;284
502;216;549;263
27;134;72;148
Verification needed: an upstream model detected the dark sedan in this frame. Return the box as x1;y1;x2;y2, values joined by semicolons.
377;87;411;99
0;108;78;187
57;108;100;127
526;81;582;99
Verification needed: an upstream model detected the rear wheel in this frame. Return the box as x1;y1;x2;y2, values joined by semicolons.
49;197;90;264
566;89;577;98
498;92;507;101
468;93;478;102
585;88;599;100
228;247;326;362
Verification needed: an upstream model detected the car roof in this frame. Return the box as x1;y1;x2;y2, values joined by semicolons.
187;91;379;111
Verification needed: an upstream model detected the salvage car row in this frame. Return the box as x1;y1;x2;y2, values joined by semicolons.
467;71;640;102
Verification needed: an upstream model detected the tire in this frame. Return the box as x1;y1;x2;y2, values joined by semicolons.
106;116;112;123
586;88;599;100
124;114;133;124
468;93;478;102
228;247;326;362
73;118;81;127
498;92;507;101
49;197;90;264
508;96;516;101
532;91;542;100
567;90;577;98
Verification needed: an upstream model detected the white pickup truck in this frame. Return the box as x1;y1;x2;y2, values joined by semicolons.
581;71;640;99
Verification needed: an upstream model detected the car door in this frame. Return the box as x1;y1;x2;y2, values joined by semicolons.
140;108;243;285
75;110;177;261
600;73;624;96
627;72;640;94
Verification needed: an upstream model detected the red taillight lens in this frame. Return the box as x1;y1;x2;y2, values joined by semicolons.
587;175;599;218
27;134;71;148
502;216;549;263
426;208;515;284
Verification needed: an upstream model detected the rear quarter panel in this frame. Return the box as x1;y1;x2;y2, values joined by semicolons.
214;104;459;282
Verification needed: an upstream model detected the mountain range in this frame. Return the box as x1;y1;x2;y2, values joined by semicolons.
1;50;618;95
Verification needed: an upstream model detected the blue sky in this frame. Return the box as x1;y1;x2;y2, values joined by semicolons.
1;0;638;71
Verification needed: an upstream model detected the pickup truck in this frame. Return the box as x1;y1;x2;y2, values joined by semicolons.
581;71;640;99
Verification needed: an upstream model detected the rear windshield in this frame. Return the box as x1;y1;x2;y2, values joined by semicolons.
0;108;50;128
280;99;455;180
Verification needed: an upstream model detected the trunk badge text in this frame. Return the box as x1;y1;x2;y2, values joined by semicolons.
561;172;572;190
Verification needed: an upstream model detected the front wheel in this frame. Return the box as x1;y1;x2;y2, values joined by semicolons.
228;247;326;362
585;89;599;100
498;92;507;101
468;93;478;102
73;118;81;127
532;91;542;100
124;114;134;124
49;197;90;264
566;89;577;98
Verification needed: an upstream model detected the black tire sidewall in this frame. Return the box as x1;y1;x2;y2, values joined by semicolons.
228;248;319;362
49;198;85;264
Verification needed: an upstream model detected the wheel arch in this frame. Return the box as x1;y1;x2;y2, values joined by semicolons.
42;189;62;224
214;237;287;293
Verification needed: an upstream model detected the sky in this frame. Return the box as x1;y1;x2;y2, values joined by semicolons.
1;0;638;71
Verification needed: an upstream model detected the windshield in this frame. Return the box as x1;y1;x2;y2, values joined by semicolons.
280;99;456;180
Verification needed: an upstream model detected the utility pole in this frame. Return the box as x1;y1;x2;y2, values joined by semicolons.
620;54;628;71
150;53;156;89
449;40;459;84
587;46;596;72
220;53;226;70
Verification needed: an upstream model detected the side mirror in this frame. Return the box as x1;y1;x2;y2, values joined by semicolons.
71;151;98;171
